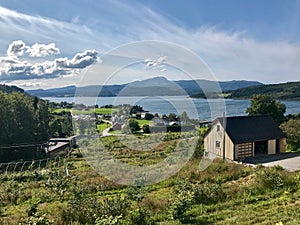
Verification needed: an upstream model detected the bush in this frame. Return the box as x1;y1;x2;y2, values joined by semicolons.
128;208;156;225
193;181;226;204
95;215;125;225
21;210;53;225
256;169;284;190
169;190;194;222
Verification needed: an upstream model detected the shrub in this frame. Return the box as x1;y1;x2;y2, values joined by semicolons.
21;210;53;225
193;181;226;204
127;208;156;225
125;186;146;202
95;215;125;225
169;190;194;222
294;172;300;188
256;169;284;190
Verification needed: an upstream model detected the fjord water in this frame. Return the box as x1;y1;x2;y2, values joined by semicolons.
45;96;300;121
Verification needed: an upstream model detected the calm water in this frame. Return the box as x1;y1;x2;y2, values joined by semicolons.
44;96;300;121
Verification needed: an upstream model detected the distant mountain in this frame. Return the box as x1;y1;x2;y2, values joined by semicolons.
225;81;300;100
175;79;262;96
26;77;263;97
0;84;25;94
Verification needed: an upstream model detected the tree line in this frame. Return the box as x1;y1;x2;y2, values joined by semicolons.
0;87;73;162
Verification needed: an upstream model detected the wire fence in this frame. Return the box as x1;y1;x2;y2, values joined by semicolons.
0;155;68;174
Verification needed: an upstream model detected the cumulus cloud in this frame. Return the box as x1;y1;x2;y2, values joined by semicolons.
6;40;60;58
7;40;28;57
144;55;168;70
55;49;98;68
28;43;60;57
0;40;98;80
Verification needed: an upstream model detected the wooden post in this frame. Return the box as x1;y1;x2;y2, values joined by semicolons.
222;112;226;160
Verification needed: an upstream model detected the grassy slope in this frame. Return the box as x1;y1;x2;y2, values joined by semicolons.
1;134;300;224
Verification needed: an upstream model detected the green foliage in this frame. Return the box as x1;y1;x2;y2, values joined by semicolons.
169;189;194;221
95;215;125;225
143;124;151;133
0;92;50;144
256;169;284;190
130;105;145;114
144;113;154;120
0;89;74;161
246;94;286;124
193;181;226;204
3;133;300;224
62;195;100;224
280;119;300;151
128;208;155;225
49;111;73;138
128;119;140;133
125;186;146;202
228;81;300;100
21;210;53;225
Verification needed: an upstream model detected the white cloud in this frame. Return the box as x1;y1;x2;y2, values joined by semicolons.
16;81;42;87
6;40;60;58
1;1;300;86
144;55;167;70
58;49;99;68
28;43;60;57
7;40;28;57
0;40;98;80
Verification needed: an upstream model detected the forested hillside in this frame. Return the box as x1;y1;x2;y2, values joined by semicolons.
0;85;73;162
226;81;300;100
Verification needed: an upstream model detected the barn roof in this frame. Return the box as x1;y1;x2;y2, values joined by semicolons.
215;115;285;144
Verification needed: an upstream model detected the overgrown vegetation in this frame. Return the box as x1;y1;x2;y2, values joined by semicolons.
280;117;300;151
1;131;300;224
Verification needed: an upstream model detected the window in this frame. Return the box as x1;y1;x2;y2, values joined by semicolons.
217;125;220;131
216;141;221;148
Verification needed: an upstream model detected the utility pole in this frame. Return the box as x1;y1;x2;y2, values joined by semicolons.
222;112;226;160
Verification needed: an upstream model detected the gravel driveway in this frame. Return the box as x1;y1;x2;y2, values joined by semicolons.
243;153;300;171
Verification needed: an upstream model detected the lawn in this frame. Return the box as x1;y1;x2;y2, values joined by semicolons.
97;122;111;133
136;119;154;127
53;107;118;115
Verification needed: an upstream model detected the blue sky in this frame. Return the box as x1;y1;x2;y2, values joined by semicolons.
0;0;300;89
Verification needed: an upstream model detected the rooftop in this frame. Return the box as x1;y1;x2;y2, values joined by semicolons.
215;115;285;144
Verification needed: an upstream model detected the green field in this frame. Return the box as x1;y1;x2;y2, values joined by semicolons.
54;107;118;115
97;122;111;133
1;132;300;224
136;119;154;127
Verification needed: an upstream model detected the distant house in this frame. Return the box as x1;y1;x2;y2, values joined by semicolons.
46;135;77;155
112;122;123;131
204;116;286;161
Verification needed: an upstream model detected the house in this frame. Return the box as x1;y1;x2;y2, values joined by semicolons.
47;135;78;155
204;116;286;161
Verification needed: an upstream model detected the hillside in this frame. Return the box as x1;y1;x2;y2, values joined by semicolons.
27;77;262;97
1;136;300;224
0;84;25;94
226;81;300;100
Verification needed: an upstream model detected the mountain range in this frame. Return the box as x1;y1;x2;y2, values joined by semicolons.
27;76;262;97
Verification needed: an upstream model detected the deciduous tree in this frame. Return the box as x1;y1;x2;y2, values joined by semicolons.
246;94;286;124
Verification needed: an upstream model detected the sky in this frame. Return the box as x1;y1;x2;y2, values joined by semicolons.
0;0;300;89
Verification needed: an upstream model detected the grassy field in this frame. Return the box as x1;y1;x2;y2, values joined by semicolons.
1;132;300;224
136;119;153;127
54;107;118;115
97;122;111;133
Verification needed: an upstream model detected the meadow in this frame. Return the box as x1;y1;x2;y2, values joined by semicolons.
1;132;300;225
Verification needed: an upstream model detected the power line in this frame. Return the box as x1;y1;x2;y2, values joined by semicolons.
0;142;46;149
